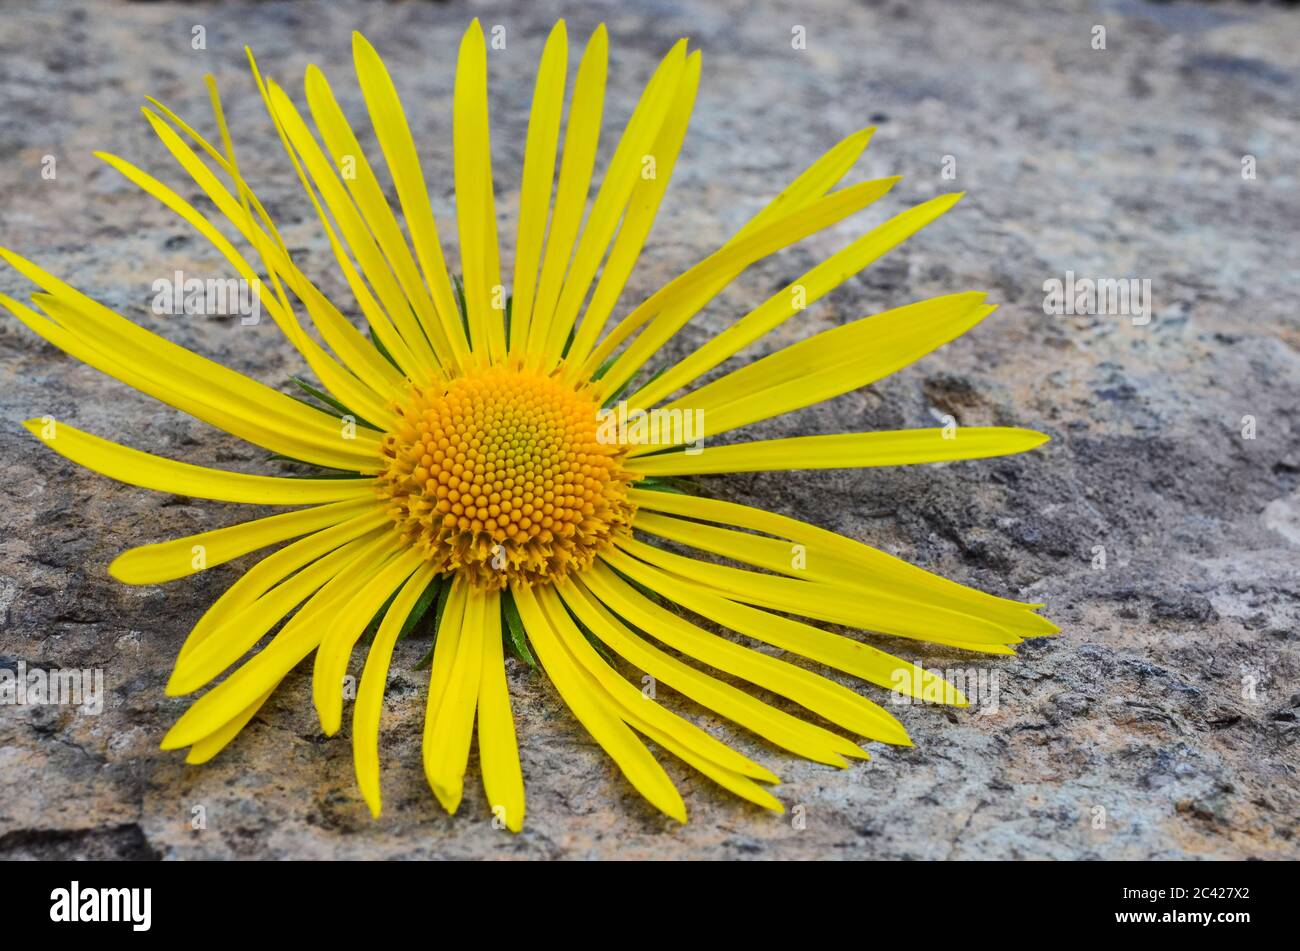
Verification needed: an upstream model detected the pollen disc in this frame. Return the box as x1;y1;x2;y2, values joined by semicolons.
378;365;636;589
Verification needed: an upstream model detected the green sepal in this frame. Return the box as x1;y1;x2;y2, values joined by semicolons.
501;590;538;668
288;376;380;431
413;580;454;671
633;474;705;496
264;453;368;479
369;327;401;371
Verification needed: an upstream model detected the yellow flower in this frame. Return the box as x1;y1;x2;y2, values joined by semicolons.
1;19;1054;830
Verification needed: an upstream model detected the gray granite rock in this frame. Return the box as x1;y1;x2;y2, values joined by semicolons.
1;0;1296;860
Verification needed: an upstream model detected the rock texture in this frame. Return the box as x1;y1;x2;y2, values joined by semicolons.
1;0;1297;860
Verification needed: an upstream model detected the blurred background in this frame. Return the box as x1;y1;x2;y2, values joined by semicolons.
0;0;1296;859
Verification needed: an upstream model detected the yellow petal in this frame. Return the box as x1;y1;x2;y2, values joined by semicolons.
630;508;1024;653
199;73;414;413
525;24;608;362
423;582;484;815
645;293;993;448
453;19;506;362
0;246;387;458
536;586;775;782
352;562;438;816
161;537;393;750
539;38;689;367
578;130;877;384
587;177;900;396
628;427;1050;476
24;419;373;505
560;578;859;766
110;496;376;585
537;586;782;812
605;549;919;737
475;588;526;832
509;22;568;357
629;488;1056;636
263;80;434;377
351;33;470;368
175;508;390;666
732;127;875;242
586;558;906;745
185;685;277;764
628;192;964;408
167;532;390;696
304;64;456;367
614;537;976;698
423;579;469;739
566;50;701;368
313;548;425;736
629;719;784;813
131;111;406;418
514;584;687;822
7;293;381;475
576;126;879;381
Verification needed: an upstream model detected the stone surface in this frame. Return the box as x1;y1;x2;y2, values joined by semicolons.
1;0;1297;860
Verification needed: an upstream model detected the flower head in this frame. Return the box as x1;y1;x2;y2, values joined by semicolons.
2;19;1054;830
378;364;637;590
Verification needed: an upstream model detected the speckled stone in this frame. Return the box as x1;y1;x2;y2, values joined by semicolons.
1;0;1296;860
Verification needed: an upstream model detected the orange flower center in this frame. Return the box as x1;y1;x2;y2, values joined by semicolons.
377;365;635;589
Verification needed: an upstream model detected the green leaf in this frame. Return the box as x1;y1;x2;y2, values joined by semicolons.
590;351;619;382
560;321;577;359
634;474;705;496
452;274;470;334
369;327;401;371
602;365;667;409
608;562;664;607
265;453;368;479
397;575;445;641
359;589;398;645
413;581;454;671
289;376;380;431
566;598;616;664
501;590;538;668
